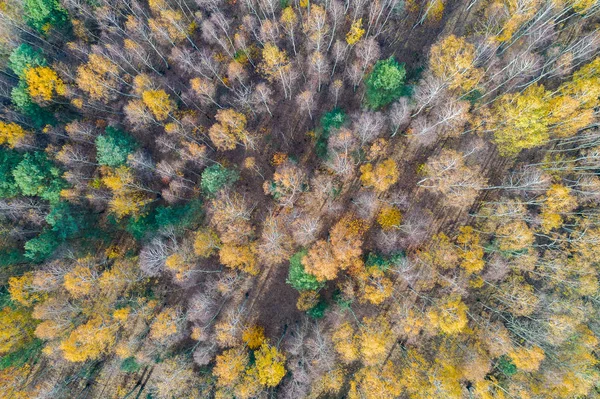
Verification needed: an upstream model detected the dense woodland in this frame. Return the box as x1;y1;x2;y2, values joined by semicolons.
0;0;599;397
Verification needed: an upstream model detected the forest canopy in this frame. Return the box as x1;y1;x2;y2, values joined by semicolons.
0;0;600;398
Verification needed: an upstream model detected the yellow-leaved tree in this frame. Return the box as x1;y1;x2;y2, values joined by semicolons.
377;206;402;230
346;19;365;45
259;43;294;98
219;243;259;275
250;343;286;387
193;228;221;257
242;325;265;350
457;226;485;274
429;35;483;91
491;84;551;156
303;215;366;281
348;361;402;399
142;89;175;121
101;165;151;219
508;345;545;372
149;307;183;342
360;159;399;193
75;54;119;102
539;184;577;233
208;108;250;151
427;295;469;335
214;346;249;387
60;316;117;362
25;66;66;102
0;122;30;148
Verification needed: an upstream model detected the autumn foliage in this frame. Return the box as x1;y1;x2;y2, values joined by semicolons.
1;0;599;398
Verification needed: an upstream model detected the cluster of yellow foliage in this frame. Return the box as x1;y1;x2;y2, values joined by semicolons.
8;272;43;306
209;193;258;274
149;307;181;342
302;5;329;48
242;325;265;350
429;35;482;91
418;232;459;271
0;364;35;399
491;0;541;43
193;228;221;257
308;369;345;398
259;43;291;82
497;275;539;316
540;184;578;233
60;316;117;362
360;159;399;192
425;0;445;23
208;108;250;151
164;253;193;282
332;322;358;363
303;215;366;281
456;226;485;273
251;343;287;387
0;122;30;148
219;243;259;275
25;66;66;101
214;346;249;387
332;317;394;366
345;19;365;45
142;89;175;121
508;345;545;372
399;346;464;399
270;152;288;166
427;295;469;335
395;307;425;340
349;361;402;399
75;54;119;102
377;206;402;230
491;84;550;156
496;220;534;253
148;0;189;43
63;264;97;298
100;166;151;219
356;265;394;305
213;338;286;395
296;290;319;311
489;58;599;156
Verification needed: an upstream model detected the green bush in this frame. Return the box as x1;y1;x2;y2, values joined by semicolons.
200;164;239;195
365;56;406;109
24;0;70;33
307;300;328;319
495;355;517;376
365;251;405;271
0;339;43;371
0;149;22;198
320;108;346;134
120;357;142;373
126;213;156;241
10;83;55;128
46;202;87;240
316;109;346;159
126;199;203;240
286;250;323;291
24;229;59;261
95;126;137;167
154;199;203;231
8;44;47;78
12;152;66;203
0;249;27;268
